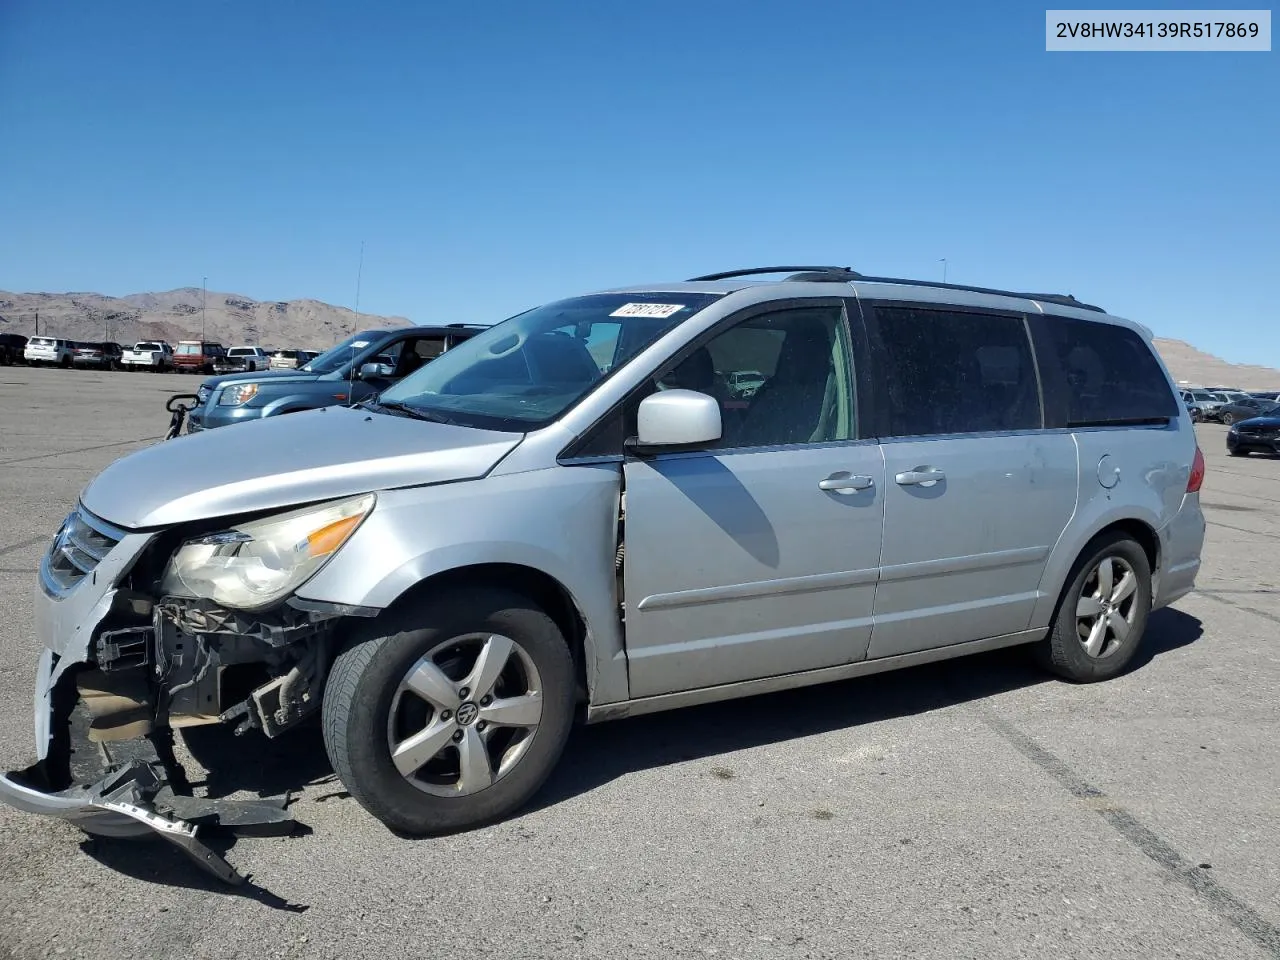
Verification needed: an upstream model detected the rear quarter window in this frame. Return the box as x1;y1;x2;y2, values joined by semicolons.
1033;315;1178;427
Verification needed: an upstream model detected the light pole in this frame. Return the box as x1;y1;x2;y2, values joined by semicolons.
201;276;207;339
939;258;948;283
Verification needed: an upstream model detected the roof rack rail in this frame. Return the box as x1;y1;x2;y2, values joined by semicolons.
687;266;863;282
686;266;1105;313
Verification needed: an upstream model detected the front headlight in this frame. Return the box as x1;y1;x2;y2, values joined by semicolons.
160;494;375;611
219;383;261;406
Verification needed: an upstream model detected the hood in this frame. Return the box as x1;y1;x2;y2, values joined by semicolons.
1237;414;1280;428
81;405;523;529
199;368;316;390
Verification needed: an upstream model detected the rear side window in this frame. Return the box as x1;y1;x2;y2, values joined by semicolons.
1034;315;1178;426
868;305;1041;437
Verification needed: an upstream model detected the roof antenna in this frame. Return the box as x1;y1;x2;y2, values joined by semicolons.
348;241;364;405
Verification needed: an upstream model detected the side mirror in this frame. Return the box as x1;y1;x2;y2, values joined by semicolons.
358;362;394;380
630;390;722;453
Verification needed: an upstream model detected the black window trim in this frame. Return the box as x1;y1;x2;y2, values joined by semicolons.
859;299;1046;440
559;296;871;463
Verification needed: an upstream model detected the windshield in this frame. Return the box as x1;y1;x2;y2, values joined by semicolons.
301;330;389;374
378;293;723;431
1190;391;1213;401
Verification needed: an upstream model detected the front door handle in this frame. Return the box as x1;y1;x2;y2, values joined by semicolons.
818;473;875;493
895;468;946;486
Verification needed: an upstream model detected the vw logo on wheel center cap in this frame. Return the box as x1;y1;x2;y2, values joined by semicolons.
455;701;480;725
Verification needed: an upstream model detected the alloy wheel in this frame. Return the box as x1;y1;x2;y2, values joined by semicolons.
1075;556;1139;659
386;633;544;797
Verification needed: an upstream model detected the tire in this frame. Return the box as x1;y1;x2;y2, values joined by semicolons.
1222;412;1235;426
1229;447;1248;457
322;586;576;835
1035;531;1152;683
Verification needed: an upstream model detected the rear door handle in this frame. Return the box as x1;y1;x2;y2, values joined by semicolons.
895;468;946;486
818;473;875;493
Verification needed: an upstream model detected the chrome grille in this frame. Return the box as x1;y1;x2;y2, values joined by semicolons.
40;508;124;597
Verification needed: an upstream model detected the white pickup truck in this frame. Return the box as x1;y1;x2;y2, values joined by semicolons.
120;341;173;371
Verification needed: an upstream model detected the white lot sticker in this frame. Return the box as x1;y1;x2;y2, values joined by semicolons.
350;341;369;347
609;303;686;319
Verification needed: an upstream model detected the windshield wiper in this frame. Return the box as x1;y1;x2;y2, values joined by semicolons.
374;400;459;425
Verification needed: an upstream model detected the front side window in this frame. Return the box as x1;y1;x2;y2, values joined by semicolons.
655;305;855;448
1036;315;1179;426
870;306;1041;437
378;293;722;431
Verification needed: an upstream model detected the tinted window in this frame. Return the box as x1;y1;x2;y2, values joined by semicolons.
1037;315;1178;425
871;306;1040;437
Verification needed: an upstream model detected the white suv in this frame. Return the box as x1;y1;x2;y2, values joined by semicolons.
23;337;73;367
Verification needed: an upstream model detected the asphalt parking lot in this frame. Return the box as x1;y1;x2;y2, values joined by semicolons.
0;366;1277;960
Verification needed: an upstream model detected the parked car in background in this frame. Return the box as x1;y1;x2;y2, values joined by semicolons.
1227;409;1280;456
184;324;481;432
121;341;173;371
23;336;74;367
172;340;227;374
0;333;27;364
1181;388;1224;422
213;346;270;375
216;346;270;373
71;342;124;370
1217;397;1280;426
0;267;1204;851
1249;391;1280;401
725;369;767;398
269;348;316;370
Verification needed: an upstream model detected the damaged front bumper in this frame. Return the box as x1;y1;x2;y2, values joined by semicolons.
3;509;365;883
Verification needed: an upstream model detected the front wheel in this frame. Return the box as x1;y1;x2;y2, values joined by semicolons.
323;587;576;835
1035;532;1152;683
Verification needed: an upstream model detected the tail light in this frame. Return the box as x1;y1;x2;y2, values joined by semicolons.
1187;446;1205;493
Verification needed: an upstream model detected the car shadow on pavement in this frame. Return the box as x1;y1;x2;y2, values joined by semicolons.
533;606;1204;812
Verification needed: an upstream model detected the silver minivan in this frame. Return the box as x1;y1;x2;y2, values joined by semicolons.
1;267;1206;867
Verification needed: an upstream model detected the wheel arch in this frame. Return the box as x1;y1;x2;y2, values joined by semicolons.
371;563;593;708
1033;510;1163;629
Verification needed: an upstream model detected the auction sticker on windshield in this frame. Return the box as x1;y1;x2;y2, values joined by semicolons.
610;303;686;318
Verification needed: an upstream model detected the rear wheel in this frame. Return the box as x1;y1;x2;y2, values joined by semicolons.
323;587;576;835
1036;532;1151;683
1222;412;1236;426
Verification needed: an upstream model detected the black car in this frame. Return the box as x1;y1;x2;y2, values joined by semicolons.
1217;397;1280;426
0;333;27;364
1227;411;1280;457
182;323;483;432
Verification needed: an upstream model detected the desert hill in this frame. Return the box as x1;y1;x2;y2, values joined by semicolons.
0;288;1274;389
0;288;407;353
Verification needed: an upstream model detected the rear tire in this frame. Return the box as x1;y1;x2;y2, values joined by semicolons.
1035;532;1151;683
322;587;576;835
1222;413;1235;426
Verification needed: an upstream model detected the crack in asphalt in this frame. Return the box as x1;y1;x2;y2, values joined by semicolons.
1195;589;1280;628
0;535;48;558
972;702;1280;959
0;436;154;466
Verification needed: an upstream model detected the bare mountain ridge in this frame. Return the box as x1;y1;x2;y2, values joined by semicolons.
0;288;407;352
0;288;1275;388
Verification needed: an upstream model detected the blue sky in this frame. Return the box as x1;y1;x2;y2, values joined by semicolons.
1;1;1275;363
